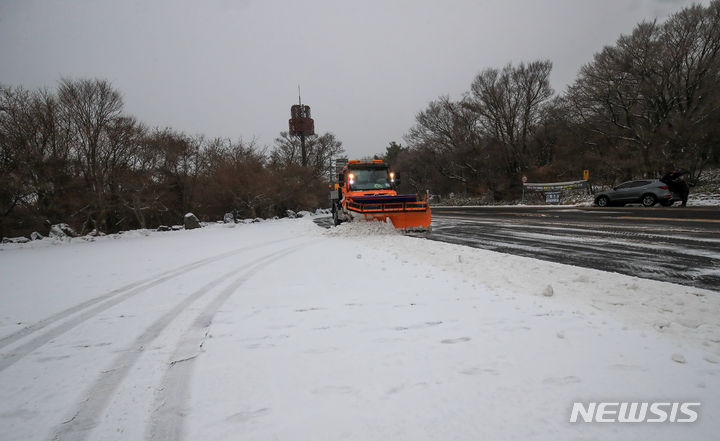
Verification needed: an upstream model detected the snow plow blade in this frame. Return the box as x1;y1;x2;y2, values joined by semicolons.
346;194;432;231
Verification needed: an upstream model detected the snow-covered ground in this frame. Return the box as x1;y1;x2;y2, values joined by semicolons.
0;218;718;441
689;192;720;206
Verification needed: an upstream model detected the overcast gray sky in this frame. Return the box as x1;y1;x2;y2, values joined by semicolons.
0;0;707;158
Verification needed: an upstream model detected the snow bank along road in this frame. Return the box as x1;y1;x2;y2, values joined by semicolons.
1;218;719;441
431;206;720;291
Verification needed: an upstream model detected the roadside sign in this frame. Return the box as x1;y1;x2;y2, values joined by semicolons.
524;180;588;191
522;175;528;183
583;170;589;180
546;192;560;203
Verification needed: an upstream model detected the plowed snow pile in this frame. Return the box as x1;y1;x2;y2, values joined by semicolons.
0;217;717;441
323;219;399;236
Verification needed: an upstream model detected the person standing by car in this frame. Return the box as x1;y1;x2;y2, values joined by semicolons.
661;169;690;207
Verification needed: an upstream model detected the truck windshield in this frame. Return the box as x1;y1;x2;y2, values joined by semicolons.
350;169;392;190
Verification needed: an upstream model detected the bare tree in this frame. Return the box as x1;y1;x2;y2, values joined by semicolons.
567;1;720;177
0;86;36;234
465;60;554;173
57;78;135;232
0;85;76;235
270;131;344;178
308;132;344;179
405;96;483;187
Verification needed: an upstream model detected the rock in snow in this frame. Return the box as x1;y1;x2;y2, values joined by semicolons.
672;353;687;363
30;231;44;241
704;354;720;364
1;236;30;244
542;284;554;297
49;223;77;238
223;213;234;223
184;213;201;230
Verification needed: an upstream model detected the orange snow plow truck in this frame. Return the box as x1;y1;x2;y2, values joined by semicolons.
329;160;431;231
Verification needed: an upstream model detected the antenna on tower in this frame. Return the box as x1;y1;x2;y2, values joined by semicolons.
298;84;302;106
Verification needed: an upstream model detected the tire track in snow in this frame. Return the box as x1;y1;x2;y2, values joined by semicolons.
0;238;292;372
0;238;282;350
146;243;312;441
50;241;310;441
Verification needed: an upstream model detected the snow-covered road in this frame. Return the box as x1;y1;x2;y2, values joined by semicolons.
1;218;718;440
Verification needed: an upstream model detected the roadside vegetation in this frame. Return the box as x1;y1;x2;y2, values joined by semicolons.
387;1;720;201
0;79;343;237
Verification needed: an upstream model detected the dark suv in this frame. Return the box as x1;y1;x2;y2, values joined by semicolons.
594;179;680;207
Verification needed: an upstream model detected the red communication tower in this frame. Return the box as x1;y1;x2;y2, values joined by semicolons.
289;104;314;136
288;88;315;166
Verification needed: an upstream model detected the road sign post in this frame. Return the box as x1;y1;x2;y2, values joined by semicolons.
583;170;590;194
521;176;528;204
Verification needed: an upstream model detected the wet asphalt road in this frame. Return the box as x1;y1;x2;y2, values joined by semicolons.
430;206;720;292
314;205;720;291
